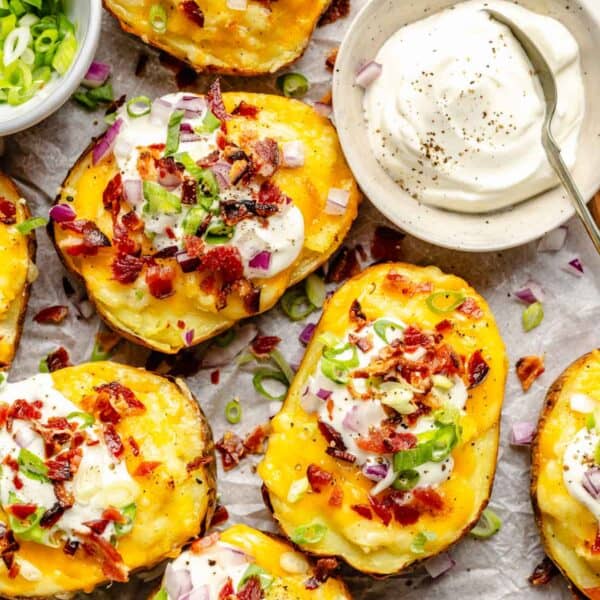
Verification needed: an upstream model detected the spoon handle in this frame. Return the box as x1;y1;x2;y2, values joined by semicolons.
543;132;600;254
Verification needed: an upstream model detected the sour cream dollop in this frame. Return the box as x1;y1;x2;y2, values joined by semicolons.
363;0;585;213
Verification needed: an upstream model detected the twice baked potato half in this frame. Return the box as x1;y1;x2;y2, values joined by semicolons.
0;361;215;597
51;86;359;353
104;0;331;75
150;524;351;599
0;172;35;369
531;349;600;599
259;263;507;575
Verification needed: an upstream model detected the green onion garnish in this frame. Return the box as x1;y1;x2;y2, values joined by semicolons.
305;273;326;308
320;356;349;385
253;368;289;401
127;95;151;118
182;206;207;236
290;522;327;545
277;72;310;98
66;410;95;428
225;399;242;424
373;319;405;343
165;108;184;156
16;216;47;234
426;290;467;314
143;181;181;214
322;342;359;369
50;30;76;75
114;502;137;537
204;220;234;244
269;349;294;384
280;288;315;321
194;108;221;134
470;507;502;539
393;469;420;491
149;3;168;33
238;564;274;591
18;447;49;482
522;302;544;332
410;531;436;554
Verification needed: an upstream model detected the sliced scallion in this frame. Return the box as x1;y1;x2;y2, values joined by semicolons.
165;108;184;156
305;273;325;308
194;109;220;134
143;181;181;214
470;508;502;539
522;302;543;332
410;531;436;554
373;319;405;343
277;72;309;98
225;399;242;424
269;349;294;384
16;216;47;234
280;288;315;321
127;95;151;118
426;290;466;314
253;368;289;401
149;3;168;33
290;522;327;545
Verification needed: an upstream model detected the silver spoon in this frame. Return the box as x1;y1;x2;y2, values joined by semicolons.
485;8;600;254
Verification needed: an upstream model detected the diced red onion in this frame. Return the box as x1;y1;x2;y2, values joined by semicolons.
49;203;76;223
509;422;535;446
249;251;271;270
562;257;584;278
325;188;350;215
175;95;206;118
514;280;545;305
570;393;595;414
210;161;231;190
200;324;258;368
316;388;332;400
370;464;398;496
226;0;247;9
362;462;389;482
299;323;316;346
83;61;111;88
313;102;332;118
14;427;35;449
150;98;172;126
165;565;192;600
282;141;305;168
184;329;194;347
92;118;123;165
301;386;321;413
180;122;202;143
123;179;142;205
181;586;210;600
342;406;361;432
537;226;567;252
355;60;382;88
583;468;600;499
424;553;456;579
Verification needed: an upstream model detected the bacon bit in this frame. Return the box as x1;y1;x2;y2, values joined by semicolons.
392;503;420;526
102;506;127;524
318;421;347;451
113;221;139;256
435;319;453;334
7;562;19;579
528;556;557;586
237;575;262;600
145;262;176;299
371;226;405;262
112;253;145;284
210;504;229;528
199;245;244;284
94;381;145;424
134;461;161;476
349;299;367;330
80;531;128;582
207;78;229;121
232;101;259;118
180;0;204;26
349;333;373;354
9;504;37;519
218;578;235;600
356;427;417;454
319;0;350;26
384;272;433;296
3;456;18;473
102;173;123;215
403;325;434;348
412;487;444;512
329;486;343;507
253;138;280;177
215;431;245;471
12;475;22;490
121;210;144;232
210;369;220;385
516;355;545;392
8;399;42;427
243;423;271;454
180;178;199;206
0;403;8;428
39;503;65;528
326;247;360;283
457;297;484;319
258;179;288;210
467;350;490;387
62;220;111;256
250;335;281;358
46;458;72;481
0;198;16;225
368;495;393;526
46;347;72;372
122;438;138;460
184;235;205;258
33;305;68;325
190;531;220;554
326;398;334;420
156;156;183;187
84;519;110;535
351;504;373;520
63;539;79;556
325;47;339;71
326;448;356;463
307;464;333;492
103;424;124;459
305;558;339;590
592;530;600;555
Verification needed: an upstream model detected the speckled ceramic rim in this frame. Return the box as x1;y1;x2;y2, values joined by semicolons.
333;0;600;252
0;0;103;137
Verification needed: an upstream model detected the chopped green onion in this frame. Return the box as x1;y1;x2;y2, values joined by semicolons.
280;288;315;321
522;302;544;332
305;273;326;308
87;82;113;103
155;590;168;600
277;72;310;98
127;95;151;118
182;206;207;236
149;3;168;33
90;340;114;362
393;469;420;491
320;356;349;385
143;181;181;214
38;357;49;373
204;220;234;244
51;30;76;75
322;342;359;369
16;216;47;235
426;290;467;314
73;90;97;110
165;109;184;156
7;492;57;547
33;27;56;53
379;383;414;414
66;411;95;429
194;109;221;134
595;441;600;465
410;531;436;554
290;522;327;545
18;448;49;482
373;319;405;343
114;503;136;537
225;399;242;424
214;329;235;348
393;423;460;471
470;507;502;539
587;413;596;431
238;564;274;591
196;168;219;198
253;368;289;401
287;477;309;503
175;151;206;182
269;349;294;384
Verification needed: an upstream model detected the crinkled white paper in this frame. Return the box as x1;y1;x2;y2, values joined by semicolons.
2;4;599;598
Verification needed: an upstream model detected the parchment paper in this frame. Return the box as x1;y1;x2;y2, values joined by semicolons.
2;3;600;598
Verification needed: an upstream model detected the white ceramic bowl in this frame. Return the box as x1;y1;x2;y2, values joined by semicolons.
333;0;600;251
0;0;103;137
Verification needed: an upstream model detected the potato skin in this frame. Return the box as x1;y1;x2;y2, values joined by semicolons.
50;93;359;354
531;350;600;600
0;172;35;371
103;0;332;76
0;362;216;599
259;262;507;576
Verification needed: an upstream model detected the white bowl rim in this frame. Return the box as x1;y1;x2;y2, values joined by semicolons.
333;0;600;252
0;0;103;137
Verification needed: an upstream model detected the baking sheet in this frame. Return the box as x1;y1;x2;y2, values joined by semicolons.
2;3;600;598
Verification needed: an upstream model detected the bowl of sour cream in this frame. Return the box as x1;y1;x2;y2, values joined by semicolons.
333;0;600;251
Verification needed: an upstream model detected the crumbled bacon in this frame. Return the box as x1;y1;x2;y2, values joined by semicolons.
63;539;79;556
467;350;490;387
103;424;124;458
62;220;111;256
325;47;339;72
218;578;235;600
128;436;140;456
121;210;144;232
326;448;356;463
258;180;288;210
349;332;373;354
253;138;280;177
186;455;213;472
403;325;435;349
184;235;205;259
232;101;259;118
329;486;343;507
457;297;484;319
207;78;229;121
181;177;199;206
45;347;72;372
112;253;145;284
210;504;229;528
46;458;72;481
319;0;350;26
243;423;270;454
112;220;140;256
39;503;65;528
326;247;360;283
0;198;16;225
134;461;161;476
384;272;433;296
371;226;405;262
412;487;444;512
318;421;347;451
305;558;339;590
34;305;69;325
84;519;110;535
435;319;453;333
237;575;262;600
356;427;417;454
199;246;244;284
349;505;372;522
145;262;176;299
210;370;220;384
197;150;220;168
80;532;128;582
349;299;367;330
250;335;281;358
368;495;392;526
190;531;220;554
307;464;333;492
516;355;545;392
102;173;123;216
54;481;75;508
216;432;246;471
591;531;600;555
528;556;558;586
8;399;42;426
9;504;37;519
179;0;204;27
94;381;145;424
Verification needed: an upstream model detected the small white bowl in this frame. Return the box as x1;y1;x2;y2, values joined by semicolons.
0;0;103;137
333;0;600;252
